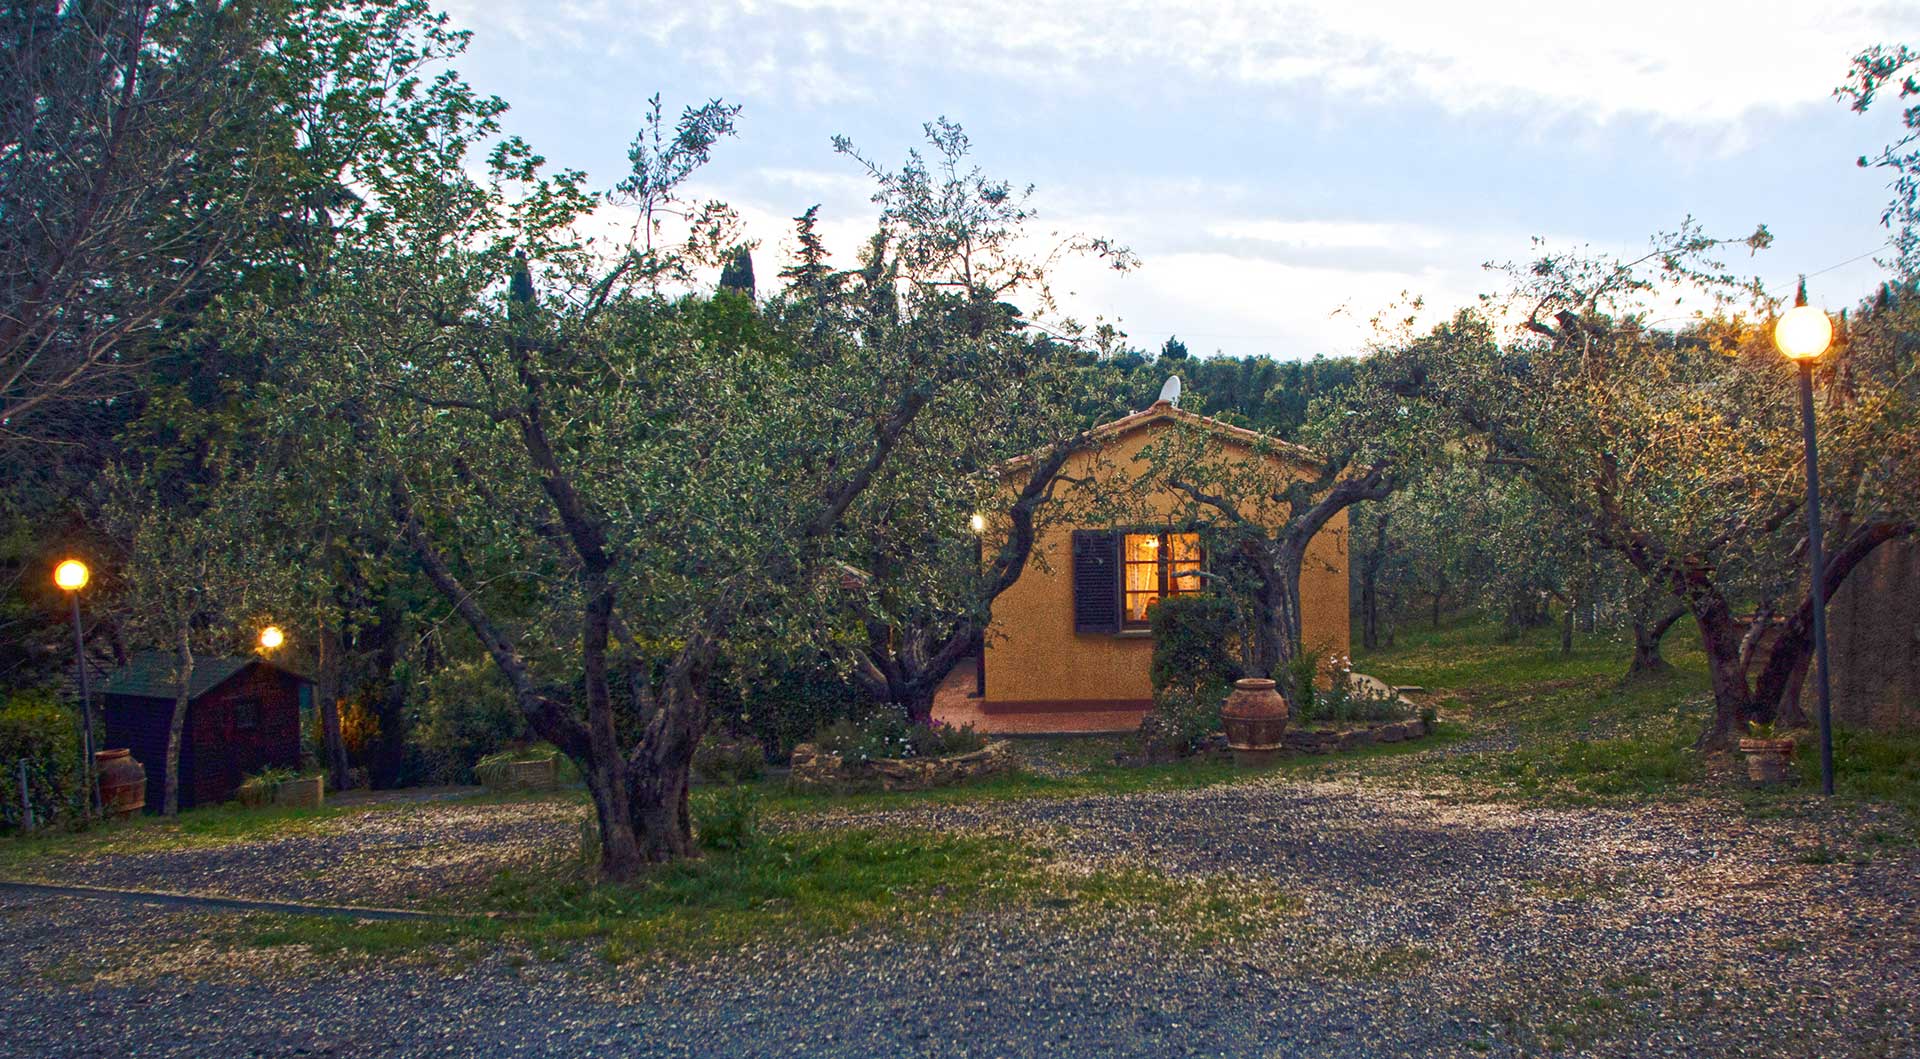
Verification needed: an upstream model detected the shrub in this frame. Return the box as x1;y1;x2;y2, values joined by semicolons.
692;727;767;785
709;651;863;763
695;787;760;852
1137;595;1242;758
1148;594;1243;692
811;713;985;764
1286;649;1322;722
0;688;82;829
1135;688;1223;760
408;657;528;784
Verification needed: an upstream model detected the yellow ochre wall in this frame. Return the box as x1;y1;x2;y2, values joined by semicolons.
982;419;1350;708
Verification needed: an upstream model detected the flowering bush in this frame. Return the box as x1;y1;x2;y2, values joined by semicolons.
811;713;985;764
1292;651;1407;725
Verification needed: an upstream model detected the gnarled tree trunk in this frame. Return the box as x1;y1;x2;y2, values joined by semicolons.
163;623;192;817
1627;604;1683;678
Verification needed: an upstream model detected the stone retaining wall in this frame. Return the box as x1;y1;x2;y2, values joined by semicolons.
1281;717;1430;754
788;740;1014;792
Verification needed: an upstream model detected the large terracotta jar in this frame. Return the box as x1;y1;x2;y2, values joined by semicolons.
95;749;147;818
1221;678;1290;766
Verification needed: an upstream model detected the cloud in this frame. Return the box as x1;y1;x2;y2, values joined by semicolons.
442;0;1918;125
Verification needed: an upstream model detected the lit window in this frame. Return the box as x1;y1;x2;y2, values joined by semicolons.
1121;531;1204;626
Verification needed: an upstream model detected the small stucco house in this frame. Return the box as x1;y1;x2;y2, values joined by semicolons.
941;396;1350;734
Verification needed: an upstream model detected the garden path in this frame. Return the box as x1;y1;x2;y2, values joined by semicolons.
0;778;1914;1057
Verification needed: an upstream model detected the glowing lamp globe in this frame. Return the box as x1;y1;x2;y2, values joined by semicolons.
54;559;89;592
259;625;285;651
1774;305;1833;361
968;513;987;534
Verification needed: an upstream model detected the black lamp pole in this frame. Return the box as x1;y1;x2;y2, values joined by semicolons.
69;590;98;816
1796;359;1835;797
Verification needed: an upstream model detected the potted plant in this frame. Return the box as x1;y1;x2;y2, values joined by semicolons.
236;767;325;808
1738;721;1796;785
274;772;325;808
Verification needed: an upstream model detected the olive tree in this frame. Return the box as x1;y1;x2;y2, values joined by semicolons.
1394;225;1920;742
272;108;1127;875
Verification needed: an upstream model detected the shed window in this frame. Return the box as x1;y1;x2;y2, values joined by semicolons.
234;699;259;730
1121;531;1204;626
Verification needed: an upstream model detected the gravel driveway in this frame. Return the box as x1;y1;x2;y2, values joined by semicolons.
1;778;1914;1058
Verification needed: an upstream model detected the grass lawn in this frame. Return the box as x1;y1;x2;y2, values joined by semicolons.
0;800;363;876
1353;617;1920;819
226;823;1295;963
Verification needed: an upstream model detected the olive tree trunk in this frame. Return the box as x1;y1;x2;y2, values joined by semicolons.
163;623;192;817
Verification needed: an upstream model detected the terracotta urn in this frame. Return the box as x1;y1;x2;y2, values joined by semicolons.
94;749;147;818
1221;678;1290;766
1738;737;1796;785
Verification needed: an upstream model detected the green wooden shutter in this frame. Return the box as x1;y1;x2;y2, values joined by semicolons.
1072;530;1121;634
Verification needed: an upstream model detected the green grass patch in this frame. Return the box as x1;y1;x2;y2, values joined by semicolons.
0;801;361;875
1793;728;1920;818
1354;619;1670;696
1345;618;1722;806
233;826;1295;963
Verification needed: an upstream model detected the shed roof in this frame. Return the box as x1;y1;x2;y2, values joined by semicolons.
101;652;303;701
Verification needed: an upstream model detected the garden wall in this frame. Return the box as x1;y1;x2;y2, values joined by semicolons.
1826;540;1920;732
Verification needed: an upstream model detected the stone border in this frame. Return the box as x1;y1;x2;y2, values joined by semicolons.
1279;717;1431;754
1157;716;1433;766
0;879;467;921
788;740;1015;793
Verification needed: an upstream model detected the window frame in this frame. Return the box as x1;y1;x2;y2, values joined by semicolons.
1118;527;1206;629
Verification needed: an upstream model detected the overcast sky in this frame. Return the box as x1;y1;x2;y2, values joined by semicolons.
438;0;1918;359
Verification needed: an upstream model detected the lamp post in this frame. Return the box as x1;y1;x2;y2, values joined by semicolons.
53;559;98;816
1774;294;1836;796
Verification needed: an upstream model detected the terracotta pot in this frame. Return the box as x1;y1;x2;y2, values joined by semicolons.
1221;678;1290;766
1739;737;1795;785
94;749;147;818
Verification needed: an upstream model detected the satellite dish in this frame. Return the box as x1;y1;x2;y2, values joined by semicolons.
1157;375;1182;408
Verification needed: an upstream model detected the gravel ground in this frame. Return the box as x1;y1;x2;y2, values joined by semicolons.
5;798;588;907
1;777;1915;1058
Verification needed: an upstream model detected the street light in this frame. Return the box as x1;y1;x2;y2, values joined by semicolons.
1774;290;1836;797
258;625;285;651
53;559;98;816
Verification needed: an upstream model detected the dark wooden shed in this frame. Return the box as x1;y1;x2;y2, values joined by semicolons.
102;653;310;810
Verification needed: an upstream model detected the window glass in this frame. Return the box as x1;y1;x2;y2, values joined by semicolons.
235;700;259;730
1121;531;1204;626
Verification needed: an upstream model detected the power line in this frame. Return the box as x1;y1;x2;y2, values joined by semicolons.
1804;241;1892;280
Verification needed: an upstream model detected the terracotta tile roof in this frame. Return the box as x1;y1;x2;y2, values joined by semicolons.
998;399;1325;475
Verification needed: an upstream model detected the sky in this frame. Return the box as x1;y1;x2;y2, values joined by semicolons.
436;0;1920;360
